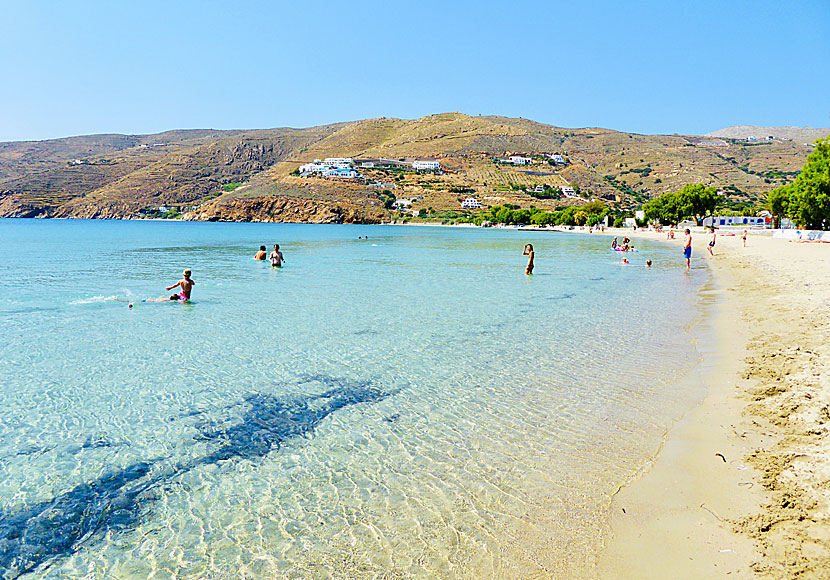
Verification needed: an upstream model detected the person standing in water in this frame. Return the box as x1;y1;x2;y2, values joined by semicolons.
683;229;692;272
707;228;716;256
269;244;285;268
254;246;267;260
165;269;195;301
523;244;534;275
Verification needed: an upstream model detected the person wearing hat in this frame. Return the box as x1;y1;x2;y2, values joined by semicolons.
166;269;195;301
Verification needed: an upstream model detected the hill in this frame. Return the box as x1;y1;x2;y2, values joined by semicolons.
0;114;816;222
707;125;830;143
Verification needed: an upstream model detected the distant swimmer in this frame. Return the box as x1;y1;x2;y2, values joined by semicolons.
269;244;285;268
645;259;652;268
165;269;195;301
254;246;267;260
683;229;692;272
611;237;618;249
523;244;534;275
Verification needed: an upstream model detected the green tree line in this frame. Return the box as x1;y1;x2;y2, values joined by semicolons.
642;184;719;225
475;201;610;226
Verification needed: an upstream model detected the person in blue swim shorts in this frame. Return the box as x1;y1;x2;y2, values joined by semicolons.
683;229;692;272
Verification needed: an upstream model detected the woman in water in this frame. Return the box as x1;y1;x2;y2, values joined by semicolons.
523;244;534;275
707;228;716;256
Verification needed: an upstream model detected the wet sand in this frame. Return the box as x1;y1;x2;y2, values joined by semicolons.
598;229;830;579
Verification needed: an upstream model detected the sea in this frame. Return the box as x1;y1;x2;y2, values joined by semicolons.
0;219;712;579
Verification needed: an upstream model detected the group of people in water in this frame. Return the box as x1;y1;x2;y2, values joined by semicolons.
254;244;285;268
610;236;635;252
142;227;750;305
139;242;286;306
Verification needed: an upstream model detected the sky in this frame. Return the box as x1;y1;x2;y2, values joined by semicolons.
0;0;828;142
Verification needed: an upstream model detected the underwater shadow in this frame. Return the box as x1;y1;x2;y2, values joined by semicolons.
0;380;390;579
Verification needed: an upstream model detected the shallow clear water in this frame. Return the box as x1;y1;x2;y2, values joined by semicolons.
0;219;710;579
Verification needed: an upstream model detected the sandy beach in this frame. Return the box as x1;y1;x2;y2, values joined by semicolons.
596;228;830;579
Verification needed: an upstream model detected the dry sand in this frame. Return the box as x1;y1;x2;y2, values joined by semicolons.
597;229;830;579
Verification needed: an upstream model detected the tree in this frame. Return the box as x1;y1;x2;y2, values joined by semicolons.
784;138;830;229
766;186;792;228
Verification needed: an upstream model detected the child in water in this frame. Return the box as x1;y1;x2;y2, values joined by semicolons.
523;244;534;275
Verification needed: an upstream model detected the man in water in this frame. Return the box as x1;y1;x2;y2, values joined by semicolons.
523;244;534;275
645;259;653;268
166;269;195;301
683;229;692;272
254;246;267;260
269;244;285;268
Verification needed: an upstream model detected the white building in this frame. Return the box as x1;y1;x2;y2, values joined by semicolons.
703;215;769;228
548;154;566;164
461;198;483;209
323;157;354;168
392;199;412;209
413;160;440;170
510;156;532;165
561;186;577;197
361;162;375;168
299;162;327;174
323;168;358;179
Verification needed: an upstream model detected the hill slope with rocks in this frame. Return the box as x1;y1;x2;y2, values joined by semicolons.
0;114;816;222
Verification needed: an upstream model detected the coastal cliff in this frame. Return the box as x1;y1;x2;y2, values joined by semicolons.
181;195;385;224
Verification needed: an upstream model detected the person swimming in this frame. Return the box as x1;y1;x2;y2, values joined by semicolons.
645;259;652;268
611;237;618;249
254;246;267;260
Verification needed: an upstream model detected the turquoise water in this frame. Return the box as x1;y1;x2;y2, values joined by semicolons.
0;219;710;579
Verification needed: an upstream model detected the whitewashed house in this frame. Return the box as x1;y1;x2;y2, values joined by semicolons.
323;157;354;168
548;154;566;164
461;198;483;209
561;186;577;197
510;156;532;165
392;199;412;209
299;162;326;174
413;160;440;170
323;168;358;179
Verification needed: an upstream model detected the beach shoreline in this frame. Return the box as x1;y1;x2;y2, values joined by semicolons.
596;228;830;578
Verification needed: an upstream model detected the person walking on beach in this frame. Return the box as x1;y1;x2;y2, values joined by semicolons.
254;246;267;260
683;229;692;272
741;230;748;247
166;269;195;301
707;228;716;256
523;244;534;275
269;244;285;268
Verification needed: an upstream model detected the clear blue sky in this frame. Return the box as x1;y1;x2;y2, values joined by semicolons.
1;0;828;141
